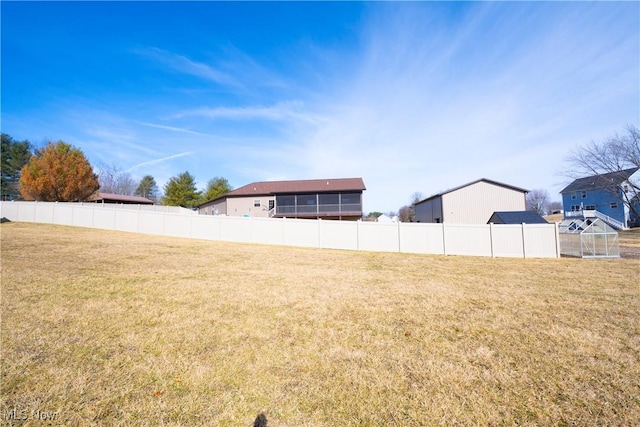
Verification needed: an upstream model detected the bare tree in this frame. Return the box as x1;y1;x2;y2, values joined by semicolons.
564;124;640;220
547;200;563;214
526;189;550;215
97;162;138;195
398;192;424;222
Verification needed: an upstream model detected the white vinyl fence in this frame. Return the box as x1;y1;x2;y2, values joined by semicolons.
0;201;560;258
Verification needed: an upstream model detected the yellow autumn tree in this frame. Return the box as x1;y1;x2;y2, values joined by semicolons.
19;141;99;201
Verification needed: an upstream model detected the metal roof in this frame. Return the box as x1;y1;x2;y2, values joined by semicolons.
488;211;548;224
560;167;639;194
416;178;529;205
89;192;154;204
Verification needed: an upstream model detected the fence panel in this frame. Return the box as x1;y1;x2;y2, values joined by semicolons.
523;223;559;258
18;202;38;223
0;203;19;221
163;214;193;238
115;210;140;233
139;211;165;236
93;208;116;230
250;217;285;246
219;217;252;243
282;219;319;248
191;215;221;241
319;221;358;250
490;224;524;258
33;203;53;224
444;224;492;257
72;205;96;228
358;222;399;252
399;223;445;254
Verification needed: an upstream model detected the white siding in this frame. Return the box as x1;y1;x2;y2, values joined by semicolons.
442;181;525;224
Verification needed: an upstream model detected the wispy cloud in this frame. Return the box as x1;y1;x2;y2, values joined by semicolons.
126;151;195;173
173;101;325;125
134;47;242;88
134;121;209;136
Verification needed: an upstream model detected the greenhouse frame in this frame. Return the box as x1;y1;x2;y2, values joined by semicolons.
558;218;620;258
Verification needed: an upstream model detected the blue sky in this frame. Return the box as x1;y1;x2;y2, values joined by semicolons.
2;1;638;213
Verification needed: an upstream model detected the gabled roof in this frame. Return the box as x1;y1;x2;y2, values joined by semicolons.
200;177;366;206
89;192;154;204
416;178;529;205
488;211;548;224
560;167;639;194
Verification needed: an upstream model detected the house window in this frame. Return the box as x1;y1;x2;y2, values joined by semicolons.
610;202;618;209
571;205;581;212
585;205;595;210
254;200;261;207
571;193;577;200
581;191;587;198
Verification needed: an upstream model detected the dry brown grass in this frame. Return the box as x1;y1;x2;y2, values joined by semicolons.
1;222;639;426
619;228;640;248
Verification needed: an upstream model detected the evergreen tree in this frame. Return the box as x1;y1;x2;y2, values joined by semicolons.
135;175;160;201
163;171;201;208
201;176;232;203
1;134;33;200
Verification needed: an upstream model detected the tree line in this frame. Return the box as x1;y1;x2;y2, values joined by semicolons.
1;135;232;208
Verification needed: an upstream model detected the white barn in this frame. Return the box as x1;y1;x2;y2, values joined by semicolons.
414;178;528;224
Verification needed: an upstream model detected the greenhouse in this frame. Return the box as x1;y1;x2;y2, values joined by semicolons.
558;218;619;258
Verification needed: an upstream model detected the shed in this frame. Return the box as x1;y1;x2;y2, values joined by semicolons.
558;218;619;258
414;178;528;224
488;211;548;225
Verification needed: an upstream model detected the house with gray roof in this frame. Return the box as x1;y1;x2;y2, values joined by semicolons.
560;167;640;229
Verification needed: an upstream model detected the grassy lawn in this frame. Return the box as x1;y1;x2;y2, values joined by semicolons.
619;227;640;247
1;222;639;426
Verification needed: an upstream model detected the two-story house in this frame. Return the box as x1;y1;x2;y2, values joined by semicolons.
560;167;640;229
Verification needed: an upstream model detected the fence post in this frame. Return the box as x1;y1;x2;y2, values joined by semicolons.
521;223;527;259
554;222;560;258
489;223;495;258
442;223;447;256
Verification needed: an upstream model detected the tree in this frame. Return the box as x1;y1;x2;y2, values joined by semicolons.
135;175;160;201
19;141;99;201
366;211;383;219
398;191;423;222
1;134;33;200
547;200;563;214
526;188;550;215
564;124;640;220
162;171;201;208
97;162;137;195
200;176;232;203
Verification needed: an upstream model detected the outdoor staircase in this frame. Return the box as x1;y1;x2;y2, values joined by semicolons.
593;210;626;230
565;209;626;230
